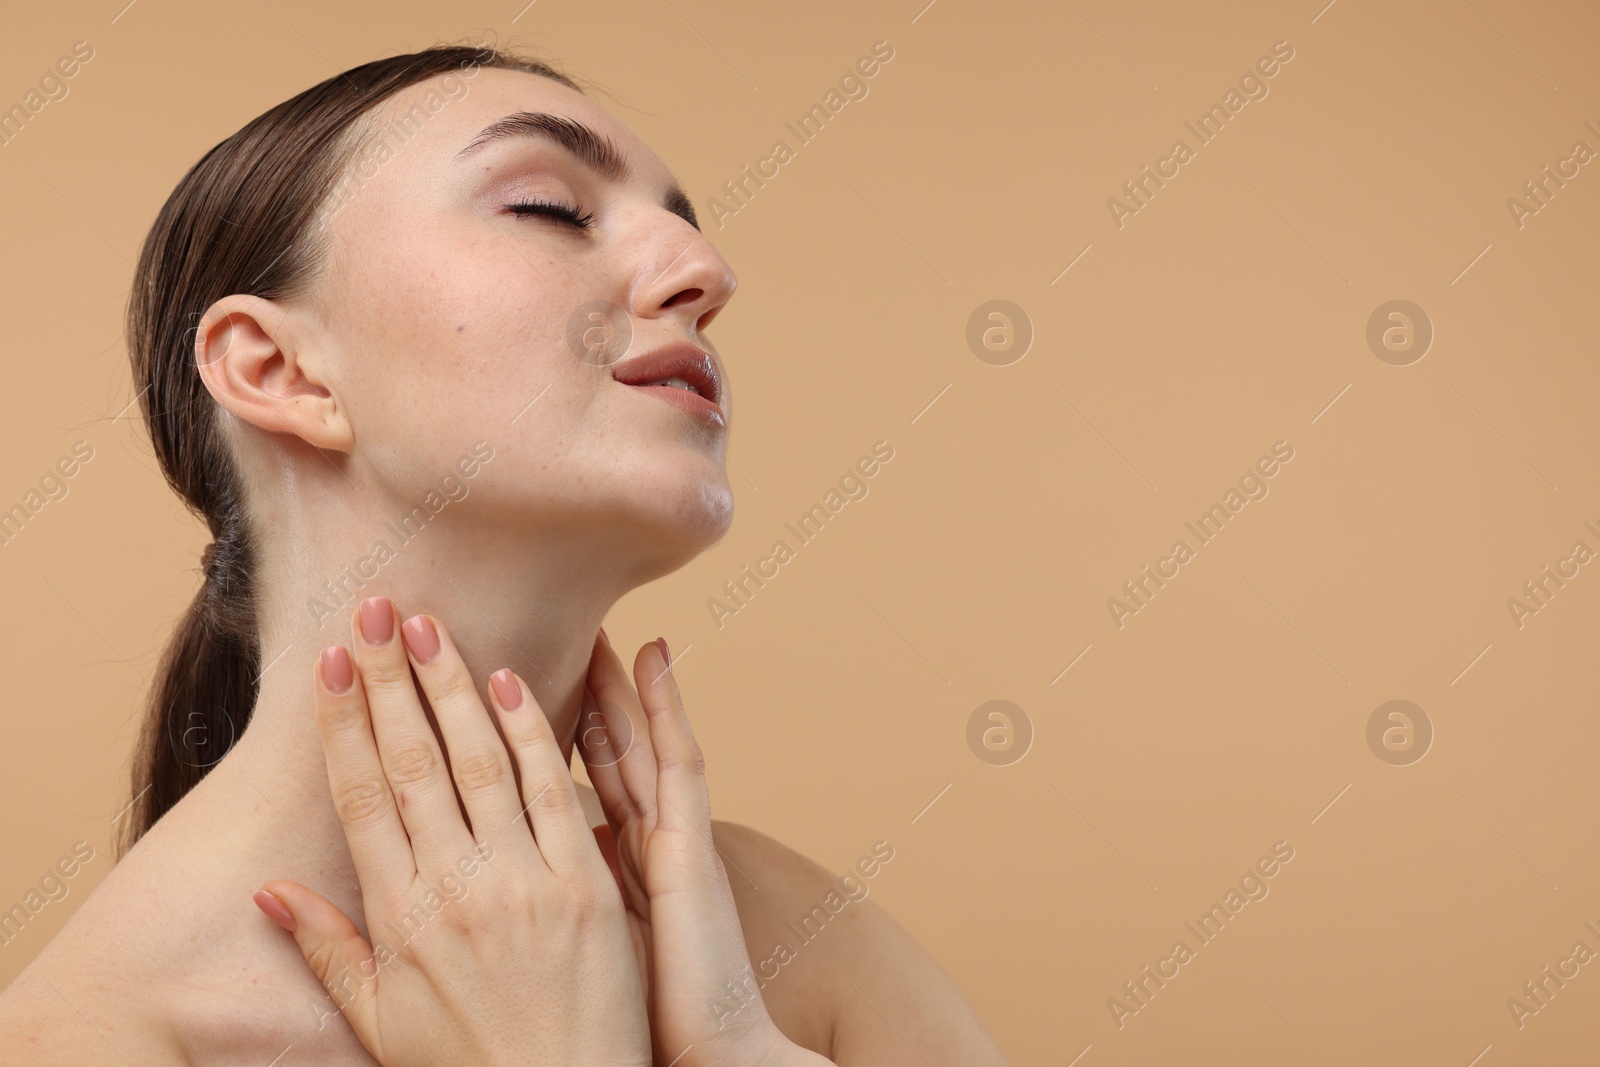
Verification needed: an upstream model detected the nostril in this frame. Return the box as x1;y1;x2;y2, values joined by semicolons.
661;288;702;308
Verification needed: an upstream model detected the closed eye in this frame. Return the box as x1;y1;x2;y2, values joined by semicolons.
506;198;594;229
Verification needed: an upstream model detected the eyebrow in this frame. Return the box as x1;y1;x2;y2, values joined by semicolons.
454;111;699;230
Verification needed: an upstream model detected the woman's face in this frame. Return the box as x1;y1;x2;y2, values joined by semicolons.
307;66;738;569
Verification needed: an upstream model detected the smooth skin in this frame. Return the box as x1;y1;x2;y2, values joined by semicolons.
0;64;1011;1066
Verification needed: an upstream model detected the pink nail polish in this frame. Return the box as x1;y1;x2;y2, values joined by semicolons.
253;889;296;932
490;669;523;710
320;646;353;694
655;636;670;667
359;597;393;645
401;615;440;663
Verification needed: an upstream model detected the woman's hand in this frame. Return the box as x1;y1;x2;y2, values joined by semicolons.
252;597;652;1067
577;630;830;1067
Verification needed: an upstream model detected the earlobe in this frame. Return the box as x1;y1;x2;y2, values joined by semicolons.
193;293;353;452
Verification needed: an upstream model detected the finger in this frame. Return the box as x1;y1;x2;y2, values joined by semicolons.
634;639;737;908
398;613;538;871
583;629;660;822
575;632;640;827
314;644;415;899
633;638;715;842
254;881;381;1046
486;667;609;881
350;597;475;867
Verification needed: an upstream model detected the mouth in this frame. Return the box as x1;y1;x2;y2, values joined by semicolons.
610;342;725;427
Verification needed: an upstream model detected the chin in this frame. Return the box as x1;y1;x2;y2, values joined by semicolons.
679;469;736;545
696;478;736;543
613;481;732;587
634;464;735;557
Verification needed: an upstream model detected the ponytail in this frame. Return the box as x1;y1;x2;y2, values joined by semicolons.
118;522;258;856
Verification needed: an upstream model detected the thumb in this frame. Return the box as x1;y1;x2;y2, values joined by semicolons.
253;881;381;1039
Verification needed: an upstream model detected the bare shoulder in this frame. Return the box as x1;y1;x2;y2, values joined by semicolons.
0;823;289;1067
708;820;1011;1066
0;934;185;1066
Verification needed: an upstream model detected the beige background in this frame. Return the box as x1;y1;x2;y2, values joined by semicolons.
3;0;1598;1062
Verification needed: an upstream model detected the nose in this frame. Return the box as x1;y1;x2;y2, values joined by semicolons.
628;226;737;336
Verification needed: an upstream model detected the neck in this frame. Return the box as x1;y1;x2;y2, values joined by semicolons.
194;512;653;928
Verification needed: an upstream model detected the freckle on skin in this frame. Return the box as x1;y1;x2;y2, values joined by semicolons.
456;323;466;332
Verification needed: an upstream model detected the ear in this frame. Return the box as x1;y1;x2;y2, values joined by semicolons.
193;294;353;451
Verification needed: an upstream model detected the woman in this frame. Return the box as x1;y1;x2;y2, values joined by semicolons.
0;42;1008;1064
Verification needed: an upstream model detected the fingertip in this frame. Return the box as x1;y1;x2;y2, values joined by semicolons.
489;668;523;711
645;639;679;698
400;613;442;664
319;645;353;695
252;887;296;932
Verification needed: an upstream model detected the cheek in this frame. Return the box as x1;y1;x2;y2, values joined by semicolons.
354;281;585;429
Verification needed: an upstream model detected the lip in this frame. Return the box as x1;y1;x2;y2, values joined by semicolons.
610;341;726;427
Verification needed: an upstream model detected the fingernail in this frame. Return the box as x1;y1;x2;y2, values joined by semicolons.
401;615;440;663
598;625;611;646
655;636;670;668
359;597;393;645
320;646;353;694
490;669;523;710
253;889;296;932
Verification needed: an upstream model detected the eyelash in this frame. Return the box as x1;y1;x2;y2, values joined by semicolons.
505;197;595;229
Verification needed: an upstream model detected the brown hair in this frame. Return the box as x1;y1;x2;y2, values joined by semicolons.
118;41;582;857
